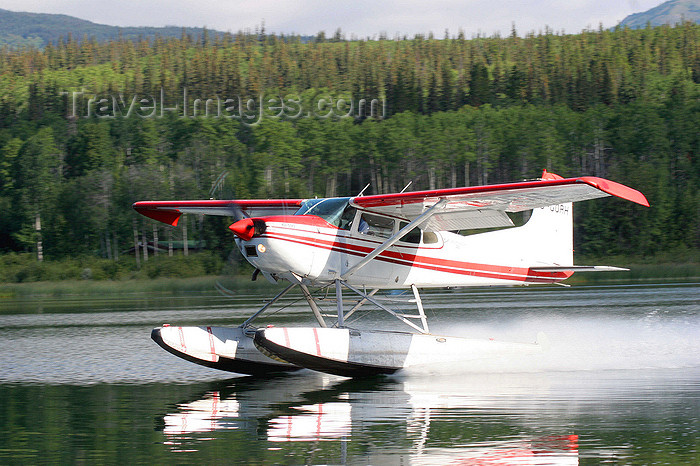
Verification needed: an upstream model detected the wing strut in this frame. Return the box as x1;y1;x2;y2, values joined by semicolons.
341;199;448;281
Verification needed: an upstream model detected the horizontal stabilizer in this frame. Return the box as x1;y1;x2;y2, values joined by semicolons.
530;265;629;272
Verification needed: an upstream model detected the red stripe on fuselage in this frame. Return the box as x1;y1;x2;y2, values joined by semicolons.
260;228;569;283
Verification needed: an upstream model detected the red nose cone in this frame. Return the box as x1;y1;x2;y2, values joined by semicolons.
229;218;255;241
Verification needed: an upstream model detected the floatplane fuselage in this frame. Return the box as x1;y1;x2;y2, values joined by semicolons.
134;170;649;377
230;200;574;289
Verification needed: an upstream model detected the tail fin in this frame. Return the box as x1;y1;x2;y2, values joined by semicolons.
459;170;574;268
519;203;574;267
509;169;573;266
506;169;574;266
460;203;573;268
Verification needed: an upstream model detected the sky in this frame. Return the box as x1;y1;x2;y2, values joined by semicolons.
0;0;666;37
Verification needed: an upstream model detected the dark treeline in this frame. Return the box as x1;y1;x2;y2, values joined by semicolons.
0;23;698;266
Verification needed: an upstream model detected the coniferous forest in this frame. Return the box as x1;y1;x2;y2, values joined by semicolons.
0;23;698;279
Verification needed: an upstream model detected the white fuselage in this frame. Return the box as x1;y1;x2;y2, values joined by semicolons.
236;204;573;289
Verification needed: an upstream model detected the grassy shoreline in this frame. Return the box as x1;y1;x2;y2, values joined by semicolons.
0;275;286;298
0;262;697;298
1;250;698;297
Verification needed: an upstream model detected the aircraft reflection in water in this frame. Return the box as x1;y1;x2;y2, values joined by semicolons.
162;394;240;437
159;374;579;464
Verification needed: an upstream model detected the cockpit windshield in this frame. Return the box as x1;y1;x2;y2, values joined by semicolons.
295;197;351;227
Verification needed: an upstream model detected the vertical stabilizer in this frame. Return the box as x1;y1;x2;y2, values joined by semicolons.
519;203;574;267
457;180;574;268
504;169;573;267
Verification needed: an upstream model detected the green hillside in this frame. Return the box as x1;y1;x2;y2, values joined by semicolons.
0;8;229;48
618;0;700;29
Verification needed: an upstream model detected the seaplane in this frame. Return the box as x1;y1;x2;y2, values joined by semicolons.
133;170;649;378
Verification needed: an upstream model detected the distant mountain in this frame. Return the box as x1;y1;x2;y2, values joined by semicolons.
0;8;230;48
617;0;700;29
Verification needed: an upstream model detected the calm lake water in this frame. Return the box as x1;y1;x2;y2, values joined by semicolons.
1;282;698;464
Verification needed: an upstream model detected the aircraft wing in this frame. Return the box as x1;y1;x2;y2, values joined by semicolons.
350;171;649;231
133;199;303;226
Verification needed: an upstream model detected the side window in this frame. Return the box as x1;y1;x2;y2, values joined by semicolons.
398;222;421;244
422;231;439;244
359;213;395;238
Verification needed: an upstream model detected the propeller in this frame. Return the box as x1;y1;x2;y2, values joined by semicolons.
225;201;247;222
208;171;257;284
210;171;248;222
209;171;269;282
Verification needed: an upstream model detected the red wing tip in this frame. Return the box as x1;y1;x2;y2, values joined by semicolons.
577;176;650;207
133;204;182;226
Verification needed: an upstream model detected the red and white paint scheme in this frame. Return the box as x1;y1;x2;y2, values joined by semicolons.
134;170;648;377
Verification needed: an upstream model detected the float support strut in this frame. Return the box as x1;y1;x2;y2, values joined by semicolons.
240;283;295;328
412;284;429;334
299;283;328;327
335;279;344;327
